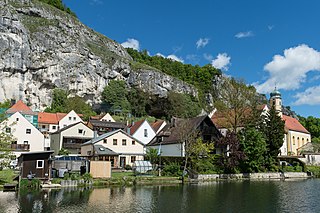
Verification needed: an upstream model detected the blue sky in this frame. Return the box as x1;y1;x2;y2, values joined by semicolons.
63;0;320;118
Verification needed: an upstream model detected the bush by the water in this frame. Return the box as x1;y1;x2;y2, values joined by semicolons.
162;162;182;177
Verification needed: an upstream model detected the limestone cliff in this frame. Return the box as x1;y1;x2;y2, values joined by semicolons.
0;0;197;110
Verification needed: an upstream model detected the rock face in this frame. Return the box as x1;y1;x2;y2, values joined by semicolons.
0;0;197;110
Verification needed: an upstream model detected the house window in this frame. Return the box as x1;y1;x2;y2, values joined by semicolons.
292;136;295;145
307;138;309;142
103;139;107;144
122;139;127;146
42;125;45;129
78;129;83;134
5;127;11;133
132;140;135;145
36;160;44;169
24;141;28;145
73;117;76;121
16;118;19;121
26;129;31;134
144;129;148;137
52;126;56;130
113;139;117;145
131;156;136;163
69;117;72;121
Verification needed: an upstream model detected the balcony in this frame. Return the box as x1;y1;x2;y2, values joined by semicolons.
63;143;82;149
11;144;30;151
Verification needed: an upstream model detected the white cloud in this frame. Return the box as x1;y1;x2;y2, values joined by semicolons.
203;53;213;61
293;86;320;105
255;44;320;94
196;38;209;49
156;53;184;63
211;53;231;71
235;31;254;38
167;54;184;63
121;38;140;50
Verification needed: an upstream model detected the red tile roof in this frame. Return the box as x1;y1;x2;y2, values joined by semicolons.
6;100;35;115
151;120;165;132
282;115;309;134
129;119;145;135
38;112;59;124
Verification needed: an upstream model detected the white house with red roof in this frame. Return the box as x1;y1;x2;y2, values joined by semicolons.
128;119;156;145
0;112;44;157
38;110;84;150
151;120;167;134
6;100;38;127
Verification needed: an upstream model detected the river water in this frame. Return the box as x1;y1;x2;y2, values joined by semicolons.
0;179;319;213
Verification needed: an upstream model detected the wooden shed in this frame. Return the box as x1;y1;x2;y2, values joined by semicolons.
18;151;54;180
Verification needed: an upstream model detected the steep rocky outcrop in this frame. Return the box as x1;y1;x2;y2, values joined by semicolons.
0;0;197;110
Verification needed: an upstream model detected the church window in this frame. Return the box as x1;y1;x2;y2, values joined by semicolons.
292;136;295;145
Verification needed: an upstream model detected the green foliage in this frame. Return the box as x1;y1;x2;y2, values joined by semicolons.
261;105;285;169
298;115;320;143
0;169;16;185
20;179;41;189
37;0;76;17
65;96;96;120
125;165;132;170
162;162;182;177
45;89;96;121
45;88;68;113
0;115;15;168
126;48;221;109
167;92;201;118
239;127;267;172
145;148;159;165
58;148;70;156
127;87;149;117
82;173;93;183
102;80;131;113
306;166;320;177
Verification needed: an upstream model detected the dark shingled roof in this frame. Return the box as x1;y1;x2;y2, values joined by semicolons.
148;115;221;146
88;119;126;129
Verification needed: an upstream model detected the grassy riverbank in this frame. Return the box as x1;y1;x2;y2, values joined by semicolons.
0;169;18;188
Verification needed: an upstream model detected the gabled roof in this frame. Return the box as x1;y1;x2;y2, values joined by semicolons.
38;112;59;124
151;120;166;133
129;119;145;135
51;122;91;134
6;100;36;115
88;119;126;129
148;115;221;146
82;129;143;146
282;115;309;134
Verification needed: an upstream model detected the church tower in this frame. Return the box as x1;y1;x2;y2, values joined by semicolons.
269;88;282;117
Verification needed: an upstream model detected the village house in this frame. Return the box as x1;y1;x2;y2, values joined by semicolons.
6;100;38;127
50;122;94;155
0;112;45;157
81;129;144;168
87;119;127;136
147;115;222;157
90;113;116;122
128;119;156;146
38;110;83;150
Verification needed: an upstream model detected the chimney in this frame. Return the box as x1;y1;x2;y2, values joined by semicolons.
171;117;176;127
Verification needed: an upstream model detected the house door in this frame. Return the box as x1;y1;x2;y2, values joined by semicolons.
120;157;126;168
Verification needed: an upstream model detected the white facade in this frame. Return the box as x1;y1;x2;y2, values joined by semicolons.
100;113;115;122
132;120;156;145
59;110;83;129
51;122;94;155
82;130;144;167
0;112;44;157
148;143;185;157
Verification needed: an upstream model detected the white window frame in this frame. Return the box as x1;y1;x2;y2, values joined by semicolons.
36;160;44;169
